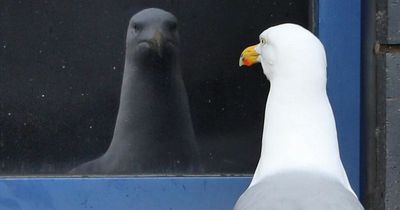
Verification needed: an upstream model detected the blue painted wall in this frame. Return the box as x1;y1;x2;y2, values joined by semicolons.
318;0;361;195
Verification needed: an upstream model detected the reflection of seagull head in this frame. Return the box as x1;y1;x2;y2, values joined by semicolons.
126;8;180;69
235;24;363;209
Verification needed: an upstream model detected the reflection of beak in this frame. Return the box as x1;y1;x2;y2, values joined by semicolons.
239;44;260;67
151;31;163;56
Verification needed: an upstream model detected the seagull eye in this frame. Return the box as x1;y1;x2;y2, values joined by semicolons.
260;38;267;45
168;22;177;31
132;23;142;32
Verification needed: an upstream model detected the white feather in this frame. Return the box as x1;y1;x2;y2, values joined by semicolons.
234;23;363;210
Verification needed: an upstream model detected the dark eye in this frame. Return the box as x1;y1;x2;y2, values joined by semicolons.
260;37;267;45
167;22;177;31
132;23;142;32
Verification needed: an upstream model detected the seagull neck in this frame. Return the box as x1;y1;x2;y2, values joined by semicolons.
251;79;351;190
105;60;190;157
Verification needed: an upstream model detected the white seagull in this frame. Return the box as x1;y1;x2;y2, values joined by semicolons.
235;23;364;210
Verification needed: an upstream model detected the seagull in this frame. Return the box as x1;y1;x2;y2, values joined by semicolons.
234;23;364;210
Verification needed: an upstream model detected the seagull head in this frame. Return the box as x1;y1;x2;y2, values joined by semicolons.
239;23;327;83
126;8;180;69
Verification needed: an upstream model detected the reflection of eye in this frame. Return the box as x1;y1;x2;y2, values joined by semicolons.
168;22;177;31
133;23;142;32
260;37;267;45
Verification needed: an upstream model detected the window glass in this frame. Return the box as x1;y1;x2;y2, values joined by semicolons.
0;0;309;175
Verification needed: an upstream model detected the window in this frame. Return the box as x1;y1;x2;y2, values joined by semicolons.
0;0;309;175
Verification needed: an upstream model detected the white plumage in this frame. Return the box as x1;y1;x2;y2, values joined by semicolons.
235;23;364;210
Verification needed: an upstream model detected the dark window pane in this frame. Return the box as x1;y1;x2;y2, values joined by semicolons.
0;0;309;175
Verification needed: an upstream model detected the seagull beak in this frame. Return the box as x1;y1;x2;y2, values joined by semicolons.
150;30;164;56
239;44;260;67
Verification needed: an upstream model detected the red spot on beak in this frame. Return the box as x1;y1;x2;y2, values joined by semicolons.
243;58;251;66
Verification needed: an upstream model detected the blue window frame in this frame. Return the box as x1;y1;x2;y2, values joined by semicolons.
0;0;361;209
318;0;361;195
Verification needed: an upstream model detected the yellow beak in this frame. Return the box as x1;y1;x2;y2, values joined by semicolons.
152;31;163;56
239;44;260;67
